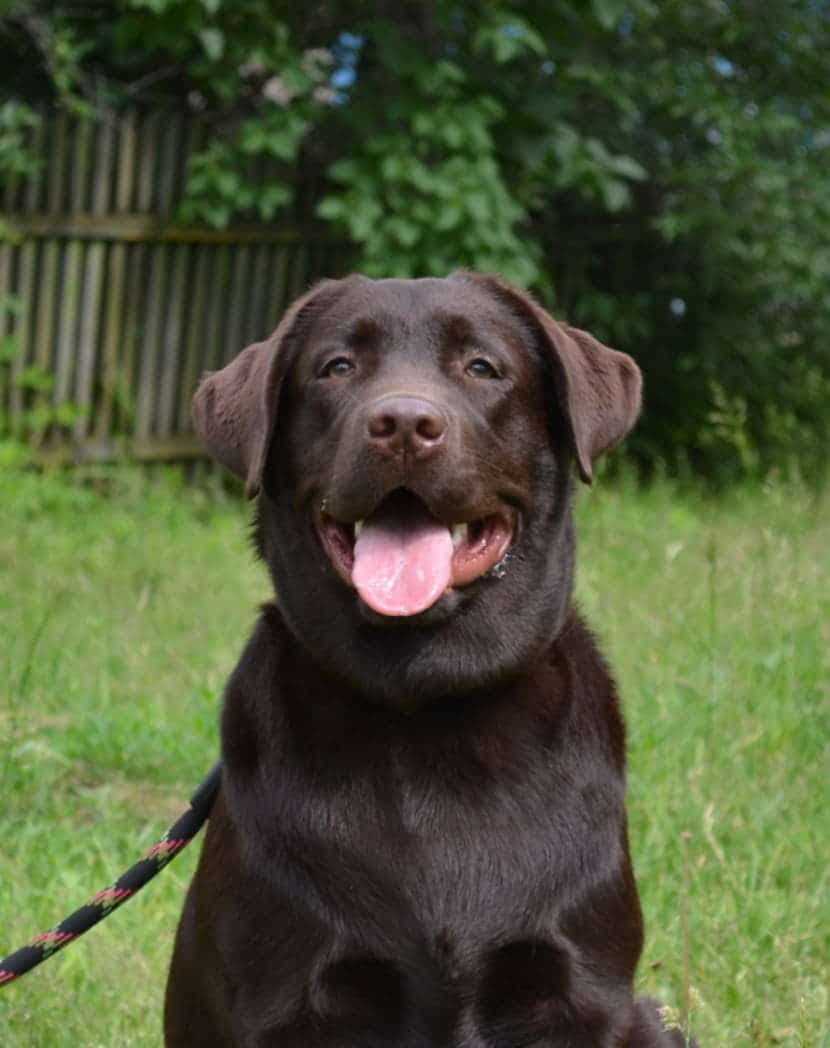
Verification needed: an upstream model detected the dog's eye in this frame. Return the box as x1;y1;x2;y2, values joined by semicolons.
466;357;500;379
318;356;355;379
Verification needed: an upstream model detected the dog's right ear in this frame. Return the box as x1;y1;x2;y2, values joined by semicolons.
452;271;641;484
192;280;340;498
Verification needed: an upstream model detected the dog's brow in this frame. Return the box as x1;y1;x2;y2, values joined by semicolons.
346;316;381;346
437;312;473;344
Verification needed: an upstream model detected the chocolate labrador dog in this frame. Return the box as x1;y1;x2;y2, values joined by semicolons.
165;272;690;1047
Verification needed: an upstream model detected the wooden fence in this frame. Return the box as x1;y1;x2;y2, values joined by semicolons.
0;107;350;463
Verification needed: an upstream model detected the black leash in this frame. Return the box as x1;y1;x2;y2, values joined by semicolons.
0;762;222;987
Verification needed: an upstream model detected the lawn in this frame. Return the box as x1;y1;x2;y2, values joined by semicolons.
0;466;826;1046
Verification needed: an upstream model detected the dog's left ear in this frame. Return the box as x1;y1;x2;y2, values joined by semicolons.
456;273;642;483
192;280;341;498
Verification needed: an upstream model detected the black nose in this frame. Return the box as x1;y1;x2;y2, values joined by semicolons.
366;395;448;459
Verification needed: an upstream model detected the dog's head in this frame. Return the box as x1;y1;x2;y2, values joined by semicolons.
194;273;640;707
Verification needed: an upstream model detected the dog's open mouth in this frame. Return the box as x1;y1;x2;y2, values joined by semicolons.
316;488;515;617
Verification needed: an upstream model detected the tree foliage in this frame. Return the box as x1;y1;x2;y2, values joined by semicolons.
1;0;828;482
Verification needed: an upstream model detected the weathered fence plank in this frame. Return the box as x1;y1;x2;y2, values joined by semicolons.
177;247;210;432
136;243;169;440
0;240;11;410
96;111;140;441
47;111;69;214
74;117;115;439
34;240;58;372
116;110;138;214
9;240;36;433
53;238;83;407
6;213;333;244
0;106;350;464
74;240;106;439
157;243;189;437
95;240;127;441
205;245;230;375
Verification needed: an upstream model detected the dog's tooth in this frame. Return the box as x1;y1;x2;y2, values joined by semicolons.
354;520;364;538
452;523;467;547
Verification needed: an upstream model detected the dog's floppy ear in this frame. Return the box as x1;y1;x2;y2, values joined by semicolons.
456;272;642;483
192;280;339;498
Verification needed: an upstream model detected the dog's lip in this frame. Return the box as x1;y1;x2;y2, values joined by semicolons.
313;493;518;596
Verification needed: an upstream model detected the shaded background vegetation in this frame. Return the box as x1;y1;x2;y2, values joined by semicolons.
1;1;829;484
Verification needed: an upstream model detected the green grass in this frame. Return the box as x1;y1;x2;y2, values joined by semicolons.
0;466;826;1046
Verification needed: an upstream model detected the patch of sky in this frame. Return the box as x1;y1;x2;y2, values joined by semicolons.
711;55;735;77
329;31;364;102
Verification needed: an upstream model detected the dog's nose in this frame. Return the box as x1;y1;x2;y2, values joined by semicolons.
366;396;448;459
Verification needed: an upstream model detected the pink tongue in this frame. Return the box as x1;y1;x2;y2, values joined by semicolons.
352;500;453;617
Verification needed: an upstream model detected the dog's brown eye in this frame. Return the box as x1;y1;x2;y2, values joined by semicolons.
319;356;355;379
466;357;500;379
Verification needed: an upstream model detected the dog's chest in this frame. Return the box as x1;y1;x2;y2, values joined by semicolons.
284;744;625;1042
362;739;586;945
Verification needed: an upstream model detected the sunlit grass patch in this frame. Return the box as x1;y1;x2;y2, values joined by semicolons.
0;467;826;1045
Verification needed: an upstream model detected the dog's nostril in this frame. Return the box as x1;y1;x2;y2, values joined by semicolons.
415;414;445;442
368;413;397;439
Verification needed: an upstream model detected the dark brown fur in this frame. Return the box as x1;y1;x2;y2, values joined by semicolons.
165;273;691;1046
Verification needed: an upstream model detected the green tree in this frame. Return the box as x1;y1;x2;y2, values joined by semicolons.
1;0;828;482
